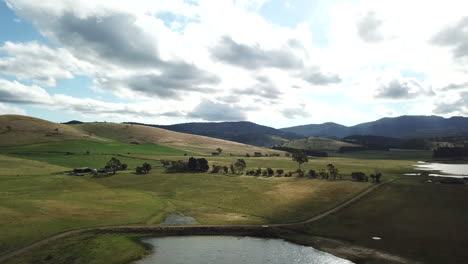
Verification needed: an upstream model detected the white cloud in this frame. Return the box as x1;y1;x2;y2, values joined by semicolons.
0;103;26;115
2;0;468;126
0;42;85;86
0;79;53;104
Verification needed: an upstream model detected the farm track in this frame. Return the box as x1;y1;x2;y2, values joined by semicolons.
0;180;391;263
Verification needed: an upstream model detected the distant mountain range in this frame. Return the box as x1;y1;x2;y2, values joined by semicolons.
281;115;468;138
126;121;303;147
57;115;468;147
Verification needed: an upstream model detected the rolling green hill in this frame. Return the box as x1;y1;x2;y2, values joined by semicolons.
277;137;360;151
0;115;282;155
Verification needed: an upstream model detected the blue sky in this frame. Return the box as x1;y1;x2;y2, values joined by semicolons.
0;0;467;127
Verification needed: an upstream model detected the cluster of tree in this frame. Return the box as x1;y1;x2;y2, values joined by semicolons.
136;162;152;174
351;172;368;182
211;159;247;174
433;147;468;158
105;157;128;174
188;157;210;172
272;146;328;157
163;157;210;173
244;152;281;157
351;171;382;183
243;163;343;181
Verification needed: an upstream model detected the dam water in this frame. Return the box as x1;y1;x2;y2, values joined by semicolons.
135;236;353;264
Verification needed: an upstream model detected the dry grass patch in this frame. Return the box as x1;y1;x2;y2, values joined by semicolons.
74;122;283;155
0;115;103;146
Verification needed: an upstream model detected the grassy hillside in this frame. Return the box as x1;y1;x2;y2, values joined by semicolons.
0;115;103;146
278;137;360;151
73;122;282;155
153;121;302;146
0;115;282;156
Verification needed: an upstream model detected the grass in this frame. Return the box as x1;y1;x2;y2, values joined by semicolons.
73;122;283;155
278;137;360;151
333;149;433;160
2;136;463;264
0;143;395;256
2;232;149;264
286;176;468;264
0;115;102;146
0;155;68;176
0;140;190;156
0;167;165;254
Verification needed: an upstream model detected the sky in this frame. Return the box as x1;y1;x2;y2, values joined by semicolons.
0;0;467;128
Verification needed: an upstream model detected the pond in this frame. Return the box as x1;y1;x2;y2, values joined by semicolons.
135;236;353;264
410;161;468;178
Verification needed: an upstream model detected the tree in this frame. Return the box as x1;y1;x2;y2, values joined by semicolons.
142;162;152;174
105;157;122;174
136;166;144;174
292;150;308;170
229;164;235;174
197;158;209;172
307;170;316;178
327;164;339;180
267;168;274;176
234;159;247;174
276;169;284;176
216;147;223;154
188;157;198;171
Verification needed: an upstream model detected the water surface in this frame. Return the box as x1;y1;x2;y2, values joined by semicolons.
414;162;468;178
135;236;353;264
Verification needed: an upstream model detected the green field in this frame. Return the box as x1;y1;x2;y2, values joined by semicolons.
287;176;468;263
0;136;466;264
278;137;360;151
2;232;150;264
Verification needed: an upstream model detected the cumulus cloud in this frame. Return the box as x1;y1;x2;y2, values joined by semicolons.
50;12;161;67
0;79;52;104
99;62;220;98
0;103;27;115
0;42;81;86
299;68;341;85
357;11;384;43
434;91;468;115
440;82;468;91
188;100;246;121
233;76;281;100
6;4;220;99
211;36;303;70
374;79;434;100
280;106;310;119
0;78;185;120
431;16;468;59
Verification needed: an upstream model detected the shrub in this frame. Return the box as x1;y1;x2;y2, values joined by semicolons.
267;168;274;176
307;170;316;178
294;169;305;177
211;165;222;173
255;168;262;176
276;169;284;176
234;159;247;174
166;160;189;173
351;172;368;182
